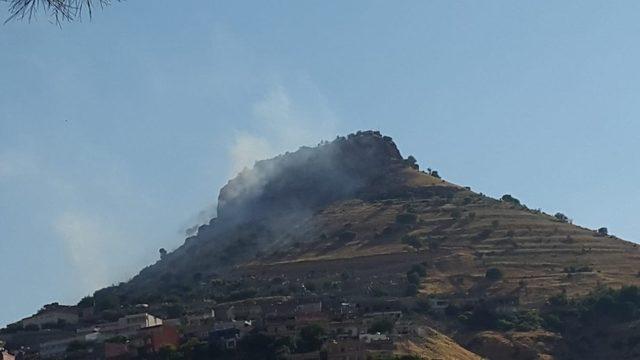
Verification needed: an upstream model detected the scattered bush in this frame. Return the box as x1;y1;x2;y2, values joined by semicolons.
371;288;389;297
368;319;394;334
485;268;503;281
77;296;94;308
24;324;39;332
597;227;609;236
405;284;419;297
414;299;432;313
564;266;593;273
405;155;419;170
554;213;569;223
164;304;185;318
501;194;521;206
428;239;441;250
402;235;423;250
543;286;640;332
409;264;427;277
338;231;357;242
547;293;569;306
496;310;543;331
396;213;418;224
458;307;542;332
407;272;421;285
304;282;317;292
476;229;493;241
94;291;120;312
238;332;292;359
297;324;324;353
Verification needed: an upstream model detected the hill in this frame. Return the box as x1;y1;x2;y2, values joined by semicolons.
4;130;640;359
122;130;640;307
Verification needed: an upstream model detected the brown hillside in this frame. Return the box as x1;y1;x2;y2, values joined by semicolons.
92;130;640;360
119;130;640;305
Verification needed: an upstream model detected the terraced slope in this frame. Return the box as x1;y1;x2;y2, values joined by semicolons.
120;130;640;306
96;130;640;359
237;183;640;307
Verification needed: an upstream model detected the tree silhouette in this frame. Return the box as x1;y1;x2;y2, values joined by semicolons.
1;0;118;23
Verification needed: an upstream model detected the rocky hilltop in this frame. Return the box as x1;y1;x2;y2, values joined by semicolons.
5;130;640;360
217;130;407;221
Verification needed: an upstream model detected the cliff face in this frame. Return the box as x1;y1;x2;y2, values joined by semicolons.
216;130;407;222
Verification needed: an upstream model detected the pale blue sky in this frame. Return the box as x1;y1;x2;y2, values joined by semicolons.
2;1;640;326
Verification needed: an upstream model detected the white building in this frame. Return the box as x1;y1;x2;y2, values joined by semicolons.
96;313;163;337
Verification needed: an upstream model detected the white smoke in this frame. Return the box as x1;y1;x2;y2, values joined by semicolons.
183;82;340;237
53;212;122;295
229;83;339;177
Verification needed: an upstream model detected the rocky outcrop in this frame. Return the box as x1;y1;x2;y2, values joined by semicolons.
216;130;409;223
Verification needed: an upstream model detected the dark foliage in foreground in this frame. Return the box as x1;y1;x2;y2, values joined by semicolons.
1;0;118;23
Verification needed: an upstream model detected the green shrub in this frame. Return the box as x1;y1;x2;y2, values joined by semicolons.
542;286;640;331
77;296;94;308
368;319;394;334
402;235;422;249
371;288;389;297
409;264;427;277
405;284;419;297
476;229;493;240
564;266;593;273
297;325;324;353
407;272;421;285
396;213;418;224
501;194;521;205
338;231;357;242
485;268;503;281
405;155;419;170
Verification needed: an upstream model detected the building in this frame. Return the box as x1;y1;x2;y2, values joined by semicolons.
296;302;322;315
327;321;362;339
227;304;262;320
212;320;254;338
264;315;297;338
358;333;388;343
134;324;180;353
180;310;216;340
209;328;240;350
96;313;163;338
185;309;215;327
427;298;450;311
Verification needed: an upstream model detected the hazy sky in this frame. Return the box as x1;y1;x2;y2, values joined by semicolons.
2;1;640;326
